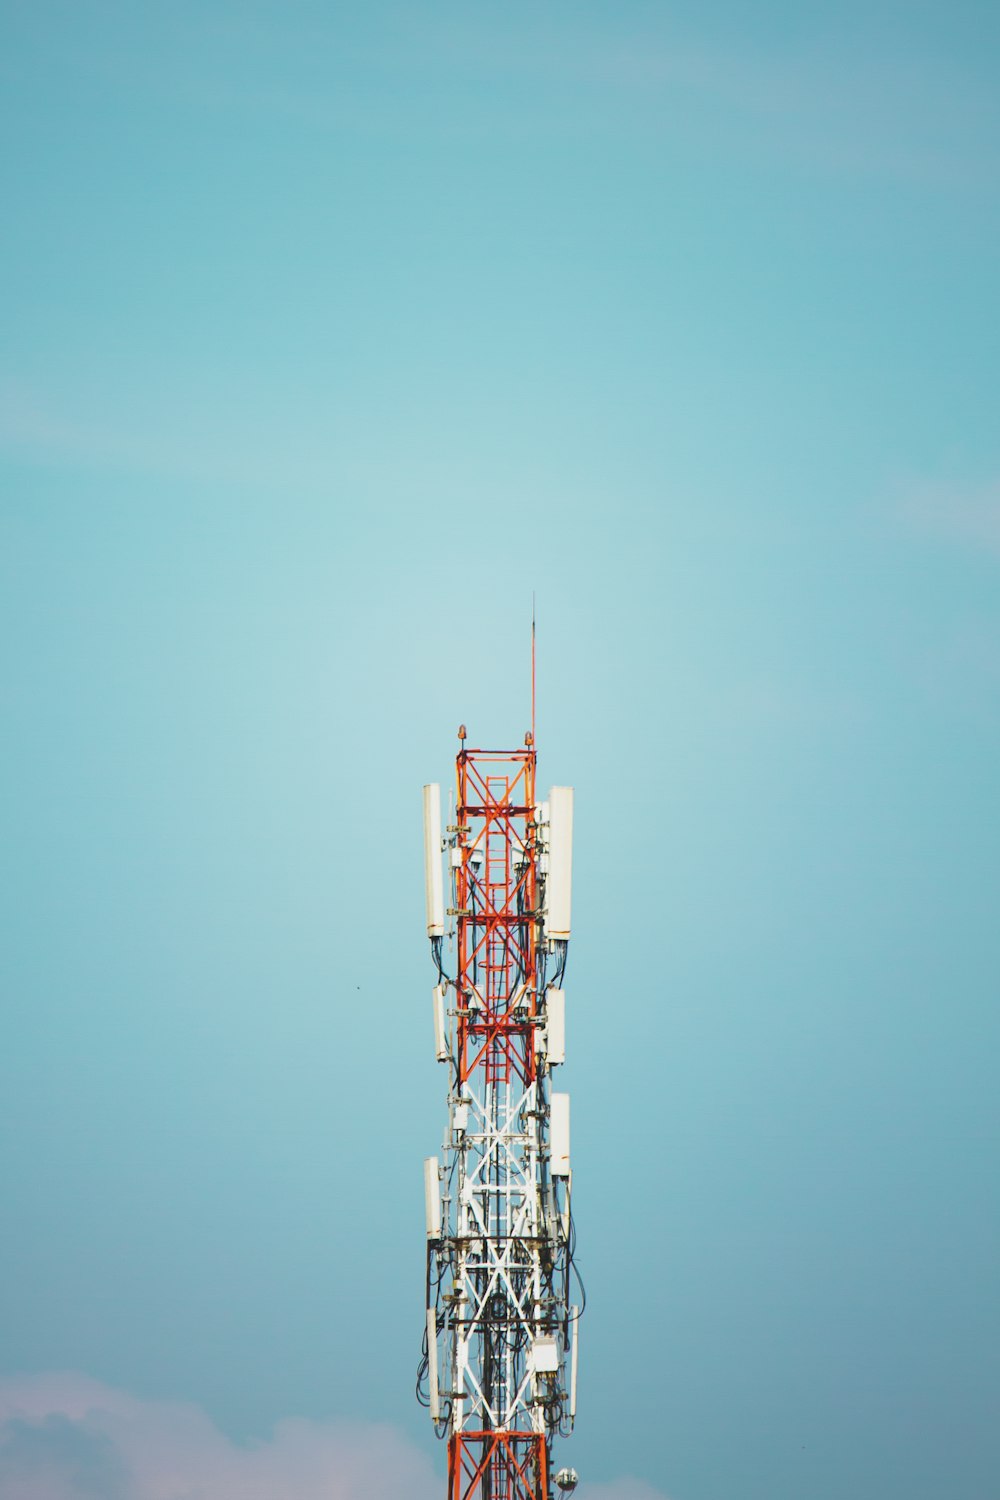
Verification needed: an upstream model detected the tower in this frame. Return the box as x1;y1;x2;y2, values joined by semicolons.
419;728;581;1500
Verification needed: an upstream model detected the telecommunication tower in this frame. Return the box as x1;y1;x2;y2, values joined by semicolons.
418;723;582;1500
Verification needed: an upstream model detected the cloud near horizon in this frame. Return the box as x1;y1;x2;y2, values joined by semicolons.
0;1374;671;1500
0;1373;440;1500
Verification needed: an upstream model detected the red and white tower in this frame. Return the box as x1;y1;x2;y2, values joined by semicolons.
420;727;582;1500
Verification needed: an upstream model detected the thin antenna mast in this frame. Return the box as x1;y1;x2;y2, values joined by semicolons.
531;595;536;747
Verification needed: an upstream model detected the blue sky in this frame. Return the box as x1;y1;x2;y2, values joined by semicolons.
2;4;999;1498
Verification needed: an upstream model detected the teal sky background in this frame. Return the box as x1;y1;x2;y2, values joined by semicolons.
2;4;999;1498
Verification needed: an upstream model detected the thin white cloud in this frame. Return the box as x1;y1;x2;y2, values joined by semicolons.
0;1376;674;1500
577;1482;674;1500
64;6;994;187
895;481;1000;556
0;379;214;484
0;378;352;492
0;1373;441;1500
379;13;999;185
723;677;865;732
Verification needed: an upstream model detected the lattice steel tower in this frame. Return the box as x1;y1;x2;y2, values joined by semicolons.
419;726;582;1500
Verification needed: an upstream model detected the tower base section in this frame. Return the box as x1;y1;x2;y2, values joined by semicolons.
448;1431;549;1500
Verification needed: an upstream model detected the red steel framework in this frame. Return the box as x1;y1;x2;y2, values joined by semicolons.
451;745;544;1499
449;1428;549;1500
455;748;537;1089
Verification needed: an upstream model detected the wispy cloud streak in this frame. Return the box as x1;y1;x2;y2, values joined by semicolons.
895;481;1000;556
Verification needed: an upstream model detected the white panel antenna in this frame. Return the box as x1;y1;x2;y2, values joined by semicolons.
569;1307;579;1419
546;786;573;940
424;1156;441;1238
426;1309;440;1420
423;784;445;937
432;985;448;1062
551;1092;571;1176
546;987;566;1066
